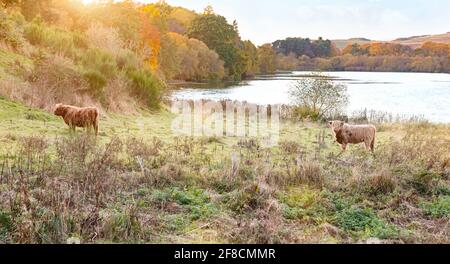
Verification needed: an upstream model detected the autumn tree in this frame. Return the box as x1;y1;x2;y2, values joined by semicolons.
312;37;334;57
273;37;314;57
140;1;173;32
187;38;225;80
258;44;276;74
80;1;143;45
272;37;336;58
160;32;224;81
140;15;161;71
342;43;368;56
358;42;413;56
242;40;259;77
1;0;54;20
276;53;299;70
418;42;449;57
187;6;245;80
159;32;180;79
167;7;197;34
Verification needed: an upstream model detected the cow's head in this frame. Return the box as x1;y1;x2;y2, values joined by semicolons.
53;103;66;117
328;120;345;133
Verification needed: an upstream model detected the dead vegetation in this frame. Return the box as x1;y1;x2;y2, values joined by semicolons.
0;119;448;244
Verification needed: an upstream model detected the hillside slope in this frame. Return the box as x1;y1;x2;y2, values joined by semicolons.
332;38;374;49
393;32;450;49
332;32;450;49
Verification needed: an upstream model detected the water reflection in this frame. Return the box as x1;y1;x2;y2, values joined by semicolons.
171;71;450;123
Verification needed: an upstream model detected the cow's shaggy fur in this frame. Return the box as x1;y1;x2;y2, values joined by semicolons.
328;120;376;152
54;104;99;135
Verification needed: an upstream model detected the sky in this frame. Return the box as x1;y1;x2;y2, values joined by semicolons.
137;0;450;45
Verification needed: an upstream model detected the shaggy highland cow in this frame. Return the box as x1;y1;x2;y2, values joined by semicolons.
328;120;376;152
54;104;99;135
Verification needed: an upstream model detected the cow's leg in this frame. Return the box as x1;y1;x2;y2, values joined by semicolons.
370;136;375;152
364;139;371;151
68;123;75;132
336;143;347;157
65;121;74;134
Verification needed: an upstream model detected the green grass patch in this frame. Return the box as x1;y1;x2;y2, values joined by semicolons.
332;207;399;239
279;187;330;223
152;187;218;221
409;170;443;194
420;196;450;218
0;211;13;242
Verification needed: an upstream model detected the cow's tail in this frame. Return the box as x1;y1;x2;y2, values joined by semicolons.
370;126;376;152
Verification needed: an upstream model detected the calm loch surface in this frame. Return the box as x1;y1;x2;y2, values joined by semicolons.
171;71;450;123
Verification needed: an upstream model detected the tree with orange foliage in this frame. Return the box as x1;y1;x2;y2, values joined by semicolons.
418;42;449;57
139;13;161;71
355;42;412;56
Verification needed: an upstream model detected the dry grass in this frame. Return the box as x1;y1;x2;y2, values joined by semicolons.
0;99;449;244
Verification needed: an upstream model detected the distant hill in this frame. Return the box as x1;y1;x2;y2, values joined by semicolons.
332;38;374;49
391;32;450;49
332;32;450;50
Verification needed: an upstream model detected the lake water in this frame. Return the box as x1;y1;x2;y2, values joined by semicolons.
171;71;450;123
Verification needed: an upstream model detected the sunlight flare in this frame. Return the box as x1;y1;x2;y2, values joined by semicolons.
81;0;96;5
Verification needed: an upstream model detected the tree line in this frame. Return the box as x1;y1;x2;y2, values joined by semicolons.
1;0;448;113
274;38;449;73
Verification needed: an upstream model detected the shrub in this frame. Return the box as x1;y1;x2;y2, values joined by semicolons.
224;181;273;214
80;48;119;99
288;73;348;119
23;18;44;45
29;54;88;108
279;140;301;155
116;49;140;71
296;159;323;188
128;69;164;109
72;31;89;50
356;171;396;196
83;69;107;96
31;54;81;85
291;106;321;121
409;170;442;194
0;8;26;50
81;48;117;78
102;209;143;242
24;17;77;57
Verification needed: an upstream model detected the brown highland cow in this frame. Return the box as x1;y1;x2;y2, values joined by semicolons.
54;104;99;135
328;120;376;152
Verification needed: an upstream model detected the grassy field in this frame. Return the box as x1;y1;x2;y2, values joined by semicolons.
0;96;449;243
